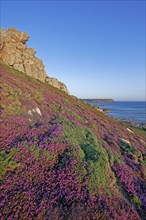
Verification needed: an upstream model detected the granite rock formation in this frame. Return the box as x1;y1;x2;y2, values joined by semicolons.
0;27;69;94
45;76;69;93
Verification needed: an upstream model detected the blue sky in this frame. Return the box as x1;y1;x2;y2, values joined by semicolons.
1;0;145;100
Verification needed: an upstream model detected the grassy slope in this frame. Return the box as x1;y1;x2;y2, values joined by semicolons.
0;64;146;220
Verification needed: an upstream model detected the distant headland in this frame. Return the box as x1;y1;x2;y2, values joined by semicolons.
83;99;115;102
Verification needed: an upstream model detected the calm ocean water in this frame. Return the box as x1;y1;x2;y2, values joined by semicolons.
90;101;146;124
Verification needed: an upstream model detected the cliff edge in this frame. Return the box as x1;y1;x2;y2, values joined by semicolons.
0;27;69;94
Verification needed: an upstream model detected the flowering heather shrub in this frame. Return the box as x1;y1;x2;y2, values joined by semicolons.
113;163;136;194
0;64;146;219
112;163;146;217
0;116;28;149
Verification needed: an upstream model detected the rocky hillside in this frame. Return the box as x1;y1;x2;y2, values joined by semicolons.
0;27;69;94
0;63;146;220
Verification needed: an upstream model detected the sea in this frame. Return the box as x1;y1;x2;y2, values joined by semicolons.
89;101;146;124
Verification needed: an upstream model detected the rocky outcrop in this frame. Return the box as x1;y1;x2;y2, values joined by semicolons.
0;28;46;82
45;76;69;93
0;27;69;94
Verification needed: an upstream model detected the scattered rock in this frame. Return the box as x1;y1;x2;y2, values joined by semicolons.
126;128;134;133
102;109;112;113
117;118;146;129
94;106;104;112
27;107;42;117
28;110;33;116
120;138;131;145
140;139;145;144
34;107;42;116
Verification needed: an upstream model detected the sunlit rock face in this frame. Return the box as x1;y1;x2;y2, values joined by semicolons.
0;27;69;94
45;76;69;94
0;28;46;82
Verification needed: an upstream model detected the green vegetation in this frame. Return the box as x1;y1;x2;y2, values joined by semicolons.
1;83;22;115
62;118;111;192
0;148;20;181
30;145;42;158
1;63;37;83
108;150;123;164
130;195;142;208
120;140;137;154
128;125;146;138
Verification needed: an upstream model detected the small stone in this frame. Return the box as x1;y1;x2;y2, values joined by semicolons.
120;138;131;145
35;107;42;116
126;128;134;133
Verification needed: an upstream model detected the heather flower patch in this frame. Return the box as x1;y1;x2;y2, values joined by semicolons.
112;162;146;217
0;65;146;219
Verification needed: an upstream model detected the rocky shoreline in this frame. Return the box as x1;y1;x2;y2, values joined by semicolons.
116;118;146;129
92;104;146;130
83;98;114;102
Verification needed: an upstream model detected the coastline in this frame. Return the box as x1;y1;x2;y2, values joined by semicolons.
83;98;114;103
92;104;146;129
92;105;146;129
88;101;146;128
115;117;146;129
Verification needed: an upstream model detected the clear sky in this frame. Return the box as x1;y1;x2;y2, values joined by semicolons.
1;0;145;100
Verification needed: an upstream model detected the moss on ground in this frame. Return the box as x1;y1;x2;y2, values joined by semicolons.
0;148;20;182
62;118;111;192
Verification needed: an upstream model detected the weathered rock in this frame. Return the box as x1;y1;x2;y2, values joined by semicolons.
16;42;26;50
45;76;69;94
126;128;134;133
2;53;15;66
28;107;42;117
13;63;24;72
23;48;36;56
14;52;22;64
24;63;32;76
28;59;35;65
3;42;17;54
0;28;29;44
0;27;69;94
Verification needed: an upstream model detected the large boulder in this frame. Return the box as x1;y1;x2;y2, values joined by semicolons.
0;27;69;94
